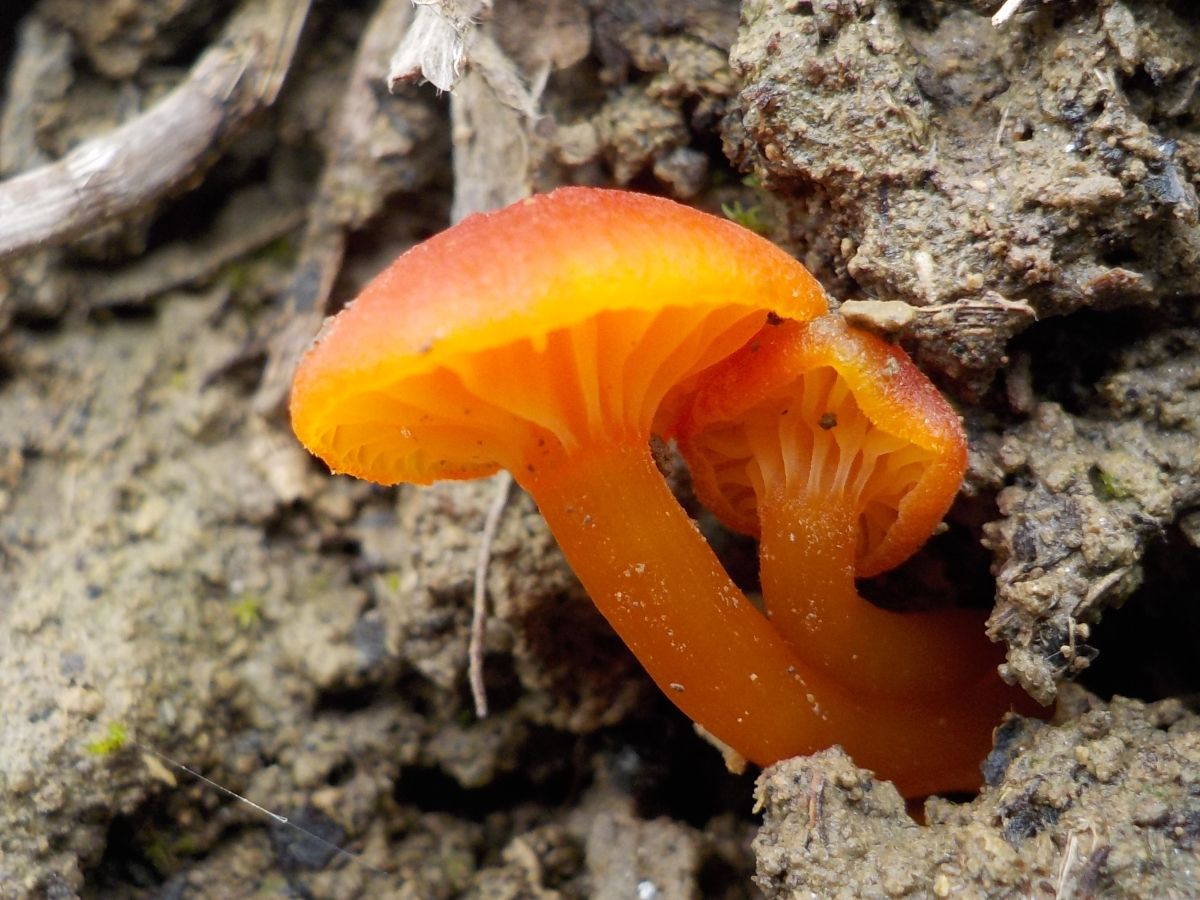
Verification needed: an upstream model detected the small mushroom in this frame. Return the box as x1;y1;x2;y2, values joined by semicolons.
291;189;1023;795
673;314;1025;702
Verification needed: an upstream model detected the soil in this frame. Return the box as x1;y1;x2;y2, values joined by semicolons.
0;0;1197;898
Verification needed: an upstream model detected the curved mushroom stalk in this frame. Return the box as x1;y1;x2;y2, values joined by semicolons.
524;438;1016;796
756;484;1002;699
675;315;1025;702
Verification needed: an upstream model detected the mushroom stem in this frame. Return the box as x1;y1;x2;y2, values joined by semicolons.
759;490;1003;699
520;440;1009;795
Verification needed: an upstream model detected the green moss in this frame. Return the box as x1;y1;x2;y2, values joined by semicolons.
222;261;255;294
303;572;334;595
222;235;297;294
721;199;769;234
257;875;289;896
253;234;296;265
143;838;172;874
441;849;476;886
1089;464;1129;501
231;594;263;629
85;722;129;756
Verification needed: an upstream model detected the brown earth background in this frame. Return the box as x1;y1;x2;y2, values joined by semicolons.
0;0;1198;897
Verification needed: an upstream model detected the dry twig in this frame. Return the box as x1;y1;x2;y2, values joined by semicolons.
992;0;1028;27
0;0;309;263
469;472;513;717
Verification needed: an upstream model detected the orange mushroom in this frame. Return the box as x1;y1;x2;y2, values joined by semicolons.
673;314;1019;702
290;188;1020;795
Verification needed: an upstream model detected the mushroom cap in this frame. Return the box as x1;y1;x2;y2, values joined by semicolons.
672;314;967;577
291;187;828;485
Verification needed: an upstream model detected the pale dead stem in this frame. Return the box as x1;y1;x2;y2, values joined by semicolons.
838;296;1038;336
991;0;1062;29
470;472;514;717
1054;827;1098;900
991;0;1028;28
0;0;309;263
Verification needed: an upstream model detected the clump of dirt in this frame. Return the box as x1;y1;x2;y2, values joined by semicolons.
0;286;408;893
753;689;1200;898
974;314;1200;702
724;0;1200;395
534;0;743;200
